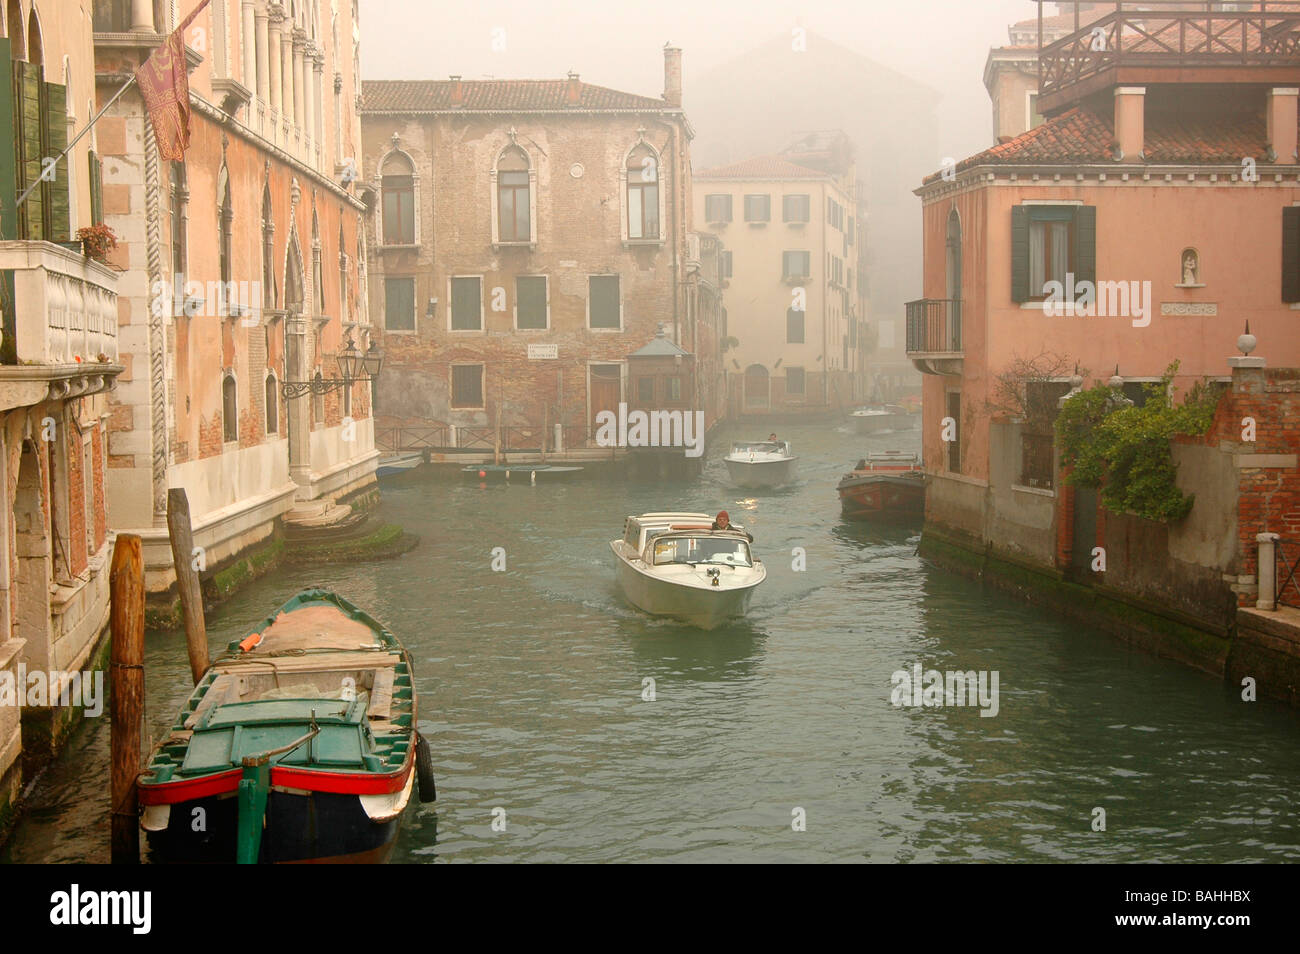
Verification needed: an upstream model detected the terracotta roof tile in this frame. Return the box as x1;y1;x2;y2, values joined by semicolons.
361;79;670;112
695;155;829;180
923;105;1269;184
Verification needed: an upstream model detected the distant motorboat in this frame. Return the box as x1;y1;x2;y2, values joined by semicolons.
837;452;926;520
723;440;797;488
376;451;424;478
851;404;916;434
610;512;765;630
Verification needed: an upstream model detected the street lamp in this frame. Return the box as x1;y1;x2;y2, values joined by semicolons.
281;333;383;400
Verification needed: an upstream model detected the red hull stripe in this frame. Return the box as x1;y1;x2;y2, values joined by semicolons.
138;758;413;805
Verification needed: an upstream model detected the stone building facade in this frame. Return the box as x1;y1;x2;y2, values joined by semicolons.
360;48;709;449
0;0;123;841
92;0;376;602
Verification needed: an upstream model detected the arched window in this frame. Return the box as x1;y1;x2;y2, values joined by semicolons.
222;373;238;443
285;228;304;315
627;144;659;240
261;180;276;310
7;0;25;60
217;165;233;311
311;205;323;316
380;151;414;245
496;145;530;243
265;373;279;434
170;162;188;295
27;5;41;66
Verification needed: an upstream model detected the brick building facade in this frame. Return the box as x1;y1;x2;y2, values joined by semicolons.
361;47;714;449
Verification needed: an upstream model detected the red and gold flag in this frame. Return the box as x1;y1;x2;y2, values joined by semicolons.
134;0;212;161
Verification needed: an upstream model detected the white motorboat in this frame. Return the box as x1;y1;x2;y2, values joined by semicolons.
610;512;766;629
851;404;915;434
723;440;797;488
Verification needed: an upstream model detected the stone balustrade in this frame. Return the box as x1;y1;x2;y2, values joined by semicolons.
0;240;119;367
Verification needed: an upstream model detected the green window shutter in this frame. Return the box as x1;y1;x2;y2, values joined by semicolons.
0;38;16;240
89;150;103;224
516;275;547;329
1010;205;1029;302
1074;205;1097;289
1283;207;1300;302
44;82;69;240
15;60;44;240
450;276;482;330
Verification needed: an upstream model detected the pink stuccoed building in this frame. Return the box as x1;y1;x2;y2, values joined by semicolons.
910;4;1300;624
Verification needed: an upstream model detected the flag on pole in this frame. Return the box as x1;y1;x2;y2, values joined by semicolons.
135;0;213;161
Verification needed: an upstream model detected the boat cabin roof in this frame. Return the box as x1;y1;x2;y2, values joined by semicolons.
729;440;790;455
622;512;748;551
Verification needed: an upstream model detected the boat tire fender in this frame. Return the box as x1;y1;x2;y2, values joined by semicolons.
416;731;437;802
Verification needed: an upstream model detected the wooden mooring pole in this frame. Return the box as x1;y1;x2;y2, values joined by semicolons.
167;487;209;685
109;533;144;864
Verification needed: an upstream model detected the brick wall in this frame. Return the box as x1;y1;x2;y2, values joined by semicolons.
1200;367;1300;605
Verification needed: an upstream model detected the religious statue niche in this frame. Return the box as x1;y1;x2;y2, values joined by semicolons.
1180;248;1201;286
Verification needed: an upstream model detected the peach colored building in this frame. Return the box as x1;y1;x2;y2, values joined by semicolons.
695;134;869;417
911;5;1300;580
0;0;123;840
93;0;375;602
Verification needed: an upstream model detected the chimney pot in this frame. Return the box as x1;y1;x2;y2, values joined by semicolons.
450;75;464;106
566;71;580;105
663;44;682;108
1113;86;1145;163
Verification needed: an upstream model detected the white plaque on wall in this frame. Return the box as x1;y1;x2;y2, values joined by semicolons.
528;343;558;359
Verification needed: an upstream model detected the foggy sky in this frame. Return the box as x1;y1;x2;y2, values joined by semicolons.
360;0;1036;163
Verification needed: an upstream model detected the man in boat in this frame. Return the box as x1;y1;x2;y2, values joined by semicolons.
767;432;778;442
711;510;753;541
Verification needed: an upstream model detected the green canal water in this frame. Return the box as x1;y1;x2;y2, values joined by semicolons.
6;421;1300;863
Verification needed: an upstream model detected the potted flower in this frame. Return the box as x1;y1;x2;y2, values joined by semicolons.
76;223;118;263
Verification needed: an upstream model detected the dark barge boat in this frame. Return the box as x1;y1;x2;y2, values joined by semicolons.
137;589;435;863
836;452;926;520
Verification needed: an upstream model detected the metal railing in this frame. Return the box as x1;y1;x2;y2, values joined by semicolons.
376;422;604;455
1040;6;1300;100
905;298;962;354
1276;537;1300;609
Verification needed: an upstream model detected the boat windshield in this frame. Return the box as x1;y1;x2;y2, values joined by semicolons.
652;536;752;567
731;442;783;455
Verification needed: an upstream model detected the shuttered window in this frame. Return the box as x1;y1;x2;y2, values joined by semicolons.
14;61;44;239
589;274;620;329
516;275;547;329
1283;207;1300;302
450;276;482;330
384;277;414;331
1011;205;1095;302
45;82;69;240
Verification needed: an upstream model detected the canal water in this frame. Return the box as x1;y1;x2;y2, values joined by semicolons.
6;420;1300;863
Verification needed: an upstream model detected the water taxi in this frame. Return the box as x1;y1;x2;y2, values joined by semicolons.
610;512;765;629
723;440;797;489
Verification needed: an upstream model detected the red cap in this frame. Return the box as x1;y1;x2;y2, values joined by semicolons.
716;510;729;523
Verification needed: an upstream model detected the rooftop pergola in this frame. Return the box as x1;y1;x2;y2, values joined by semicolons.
1035;1;1300;113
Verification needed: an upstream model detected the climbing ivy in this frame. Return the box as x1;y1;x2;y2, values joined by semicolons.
1055;362;1223;523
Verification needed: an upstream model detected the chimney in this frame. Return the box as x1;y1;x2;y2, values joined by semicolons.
449;75;464;107
1113;86;1145;162
663;44;682;107
566;71;580;105
1267;87;1298;164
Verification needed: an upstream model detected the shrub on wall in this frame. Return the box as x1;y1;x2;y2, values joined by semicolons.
1055;362;1223;522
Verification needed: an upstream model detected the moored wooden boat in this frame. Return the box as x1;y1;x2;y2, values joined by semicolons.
837;452;926;520
137;589;435;863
